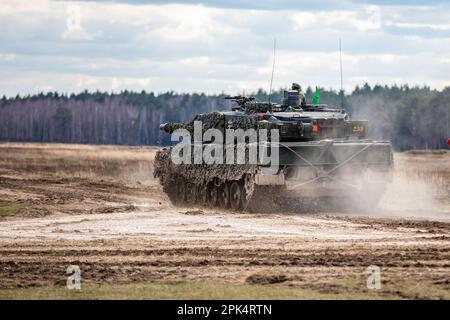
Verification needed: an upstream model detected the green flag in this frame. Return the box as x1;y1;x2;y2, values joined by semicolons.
312;86;320;105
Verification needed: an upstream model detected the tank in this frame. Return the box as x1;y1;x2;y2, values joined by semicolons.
153;85;393;212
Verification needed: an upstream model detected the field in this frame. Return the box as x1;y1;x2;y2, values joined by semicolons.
0;142;449;299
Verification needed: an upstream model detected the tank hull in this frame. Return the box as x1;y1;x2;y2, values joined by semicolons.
153;139;393;212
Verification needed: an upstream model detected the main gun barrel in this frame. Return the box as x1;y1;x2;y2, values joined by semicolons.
159;122;186;134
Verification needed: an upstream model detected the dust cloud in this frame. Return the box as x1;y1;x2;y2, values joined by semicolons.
372;152;450;220
299;151;450;220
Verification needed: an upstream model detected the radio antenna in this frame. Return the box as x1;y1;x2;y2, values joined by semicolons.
339;37;344;109
268;38;277;104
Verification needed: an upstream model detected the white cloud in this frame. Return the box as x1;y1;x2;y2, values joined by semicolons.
0;54;16;61
0;0;449;96
62;28;103;40
0;0;50;15
291;5;382;33
387;22;450;30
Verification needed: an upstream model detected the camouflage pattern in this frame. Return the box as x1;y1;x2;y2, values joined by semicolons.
153;147;258;207
159;122;187;134
154;147;258;185
160;112;225;137
244;102;273;114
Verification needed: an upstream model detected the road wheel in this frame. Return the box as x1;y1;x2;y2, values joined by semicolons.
198;185;208;205
229;181;243;211
208;184;218;207
219;183;230;208
186;183;196;203
176;178;187;202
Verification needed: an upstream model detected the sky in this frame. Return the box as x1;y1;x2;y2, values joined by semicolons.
1;0;450;96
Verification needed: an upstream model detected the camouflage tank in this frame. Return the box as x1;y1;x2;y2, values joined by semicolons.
153;84;393;212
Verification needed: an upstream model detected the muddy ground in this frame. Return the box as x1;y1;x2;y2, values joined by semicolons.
0;143;449;299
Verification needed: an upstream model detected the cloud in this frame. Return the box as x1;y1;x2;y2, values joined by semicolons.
73;0;449;11
0;0;449;96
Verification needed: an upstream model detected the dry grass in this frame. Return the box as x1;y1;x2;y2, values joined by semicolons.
1;276;449;300
0;203;19;217
0;142;158;184
394;151;450;197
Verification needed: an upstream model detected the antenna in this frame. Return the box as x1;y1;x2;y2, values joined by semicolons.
268;38;277;104
339;37;344;109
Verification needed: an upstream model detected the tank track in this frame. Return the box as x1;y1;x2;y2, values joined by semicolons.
154;147;266;211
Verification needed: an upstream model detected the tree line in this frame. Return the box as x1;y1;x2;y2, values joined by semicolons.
0;85;449;150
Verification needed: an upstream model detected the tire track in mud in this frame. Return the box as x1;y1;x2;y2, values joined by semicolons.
322;215;450;233
1;240;450;288
0;144;449;298
1;245;450;263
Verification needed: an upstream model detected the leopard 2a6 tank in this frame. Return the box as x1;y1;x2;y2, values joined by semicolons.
153;84;393;212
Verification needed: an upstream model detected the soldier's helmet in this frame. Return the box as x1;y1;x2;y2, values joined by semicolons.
291;83;301;91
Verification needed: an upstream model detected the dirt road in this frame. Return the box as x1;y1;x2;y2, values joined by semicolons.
0;143;449;299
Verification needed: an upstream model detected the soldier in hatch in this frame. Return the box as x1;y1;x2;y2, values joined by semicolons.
291;82;306;107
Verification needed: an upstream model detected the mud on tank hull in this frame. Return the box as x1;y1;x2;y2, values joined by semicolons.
153;139;393;212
